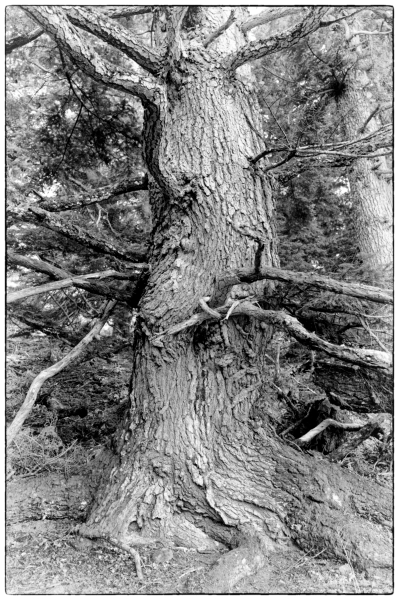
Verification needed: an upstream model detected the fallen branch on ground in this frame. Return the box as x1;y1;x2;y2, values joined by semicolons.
330;416;390;461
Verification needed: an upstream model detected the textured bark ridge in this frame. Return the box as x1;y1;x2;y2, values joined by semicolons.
78;12;392;572
314;360;393;414
339;19;392;270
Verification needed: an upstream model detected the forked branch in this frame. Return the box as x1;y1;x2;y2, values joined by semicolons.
7;252;142;303
226;7;329;71
23;6;158;102
66;6;163;75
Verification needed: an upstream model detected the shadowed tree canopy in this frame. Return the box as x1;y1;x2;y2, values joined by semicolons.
6;6;392;588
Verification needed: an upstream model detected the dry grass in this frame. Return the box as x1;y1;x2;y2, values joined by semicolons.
7;427;91;479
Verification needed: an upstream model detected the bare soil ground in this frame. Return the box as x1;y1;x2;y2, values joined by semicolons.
6;520;392;594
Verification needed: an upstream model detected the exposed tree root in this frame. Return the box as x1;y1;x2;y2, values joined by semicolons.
77;529;143;580
296;415;384;445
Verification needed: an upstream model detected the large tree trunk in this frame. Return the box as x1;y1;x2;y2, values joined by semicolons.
80;9;391;573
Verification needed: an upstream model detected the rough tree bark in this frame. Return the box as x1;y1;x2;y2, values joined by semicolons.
339;16;393;271
20;6;392;578
314;360;393;414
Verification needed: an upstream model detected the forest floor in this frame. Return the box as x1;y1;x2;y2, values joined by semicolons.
6;519;393;594
6;327;393;594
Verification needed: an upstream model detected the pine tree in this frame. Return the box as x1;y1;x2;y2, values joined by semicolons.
6;7;392;584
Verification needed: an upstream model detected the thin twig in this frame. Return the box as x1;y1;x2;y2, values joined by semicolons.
359;316;390;353
203;10;236;48
53;102;83;175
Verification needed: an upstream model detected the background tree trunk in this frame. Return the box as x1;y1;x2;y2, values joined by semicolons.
339;21;392;272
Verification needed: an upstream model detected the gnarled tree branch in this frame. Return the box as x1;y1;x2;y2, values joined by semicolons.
6;6;154;56
22;6;158;102
226;7;329;71
66;6;163;76
211;265;392;307
7;252;141;303
7;269;139;304
154;301;391;371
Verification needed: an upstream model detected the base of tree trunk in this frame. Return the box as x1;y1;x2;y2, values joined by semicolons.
7;443;392;580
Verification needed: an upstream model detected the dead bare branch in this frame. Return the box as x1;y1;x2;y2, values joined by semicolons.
7;252;143;303
241;8;303;34
226;7;329;71
204;9;237;48
211;265;392;307
153;300;391;371
7;300;117;447
39;175;148;212
6;26;44;54
297;414;386;447
7;270;139;304
9;204;149;263
296;418;368;444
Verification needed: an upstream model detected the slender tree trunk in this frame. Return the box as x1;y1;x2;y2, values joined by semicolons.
339;22;392;272
80;10;391;571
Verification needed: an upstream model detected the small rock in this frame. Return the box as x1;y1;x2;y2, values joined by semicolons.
152;547;174;565
68;537;96;552
338;564;351;576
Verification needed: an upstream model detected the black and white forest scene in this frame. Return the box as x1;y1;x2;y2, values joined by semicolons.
6;4;393;594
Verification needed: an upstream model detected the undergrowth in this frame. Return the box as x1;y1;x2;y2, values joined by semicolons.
7;426;93;479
